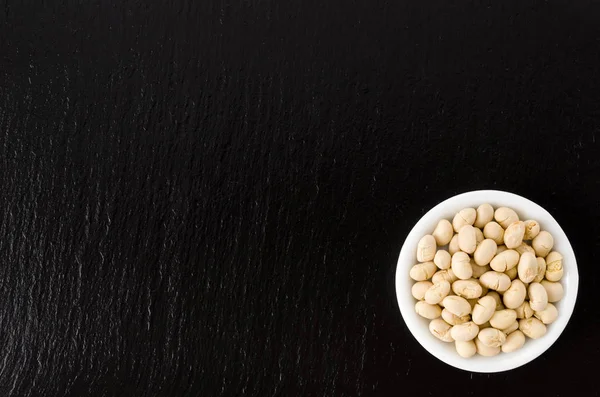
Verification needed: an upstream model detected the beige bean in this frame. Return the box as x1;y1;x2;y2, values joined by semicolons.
432;269;457;284
519;318;547;339
452;208;477;232
505;266;518;280
433;250;452;270
452;279;483;299
496;245;508;254
425;280;451;305
490;309;517;329
451;321;479;342
458;225;477;254
479;271;511;292
490;249;519;272
504;221;525;249
534;257;547;283
471;296;496;325
409;261;437;281
495;207;519;229
532;231;554;257
432;219;454;246
475;337;501;356
411;281;433;300
523;220;540;240
442;308;470;325
545;251;564;282
515;243;535;256
503;279;527;309
534;302;558;324
455;340;477;358
501;321;519;335
518;252;538;283
451;252;473;280
443;296;472;317
417;234;437;262
429;318;454;342
483;221;505;245
474;227;484;245
448;235;460;255
474;204;494;228
478;328;507;347
474;239;497;266
528;282;548;311
415;301;442;319
486;291;504;311
541;280;564;302
515;301;534;319
501;330;526;353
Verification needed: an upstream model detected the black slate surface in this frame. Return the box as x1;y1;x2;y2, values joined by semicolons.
1;1;600;396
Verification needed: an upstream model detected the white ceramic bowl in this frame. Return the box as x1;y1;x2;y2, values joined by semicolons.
396;190;578;373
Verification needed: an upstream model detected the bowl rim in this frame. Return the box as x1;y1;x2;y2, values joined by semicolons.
395;189;579;373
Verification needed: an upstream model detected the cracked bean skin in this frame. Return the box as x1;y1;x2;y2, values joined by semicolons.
410;261;437;281
432;219;454;246
475;337;501;356
501;321;519;335
434;249;452;270
528;282;548;311
411;281;433;300
534;303;558;324
442;309;470;326
478;328;507;347
545;251;564;282
458;225;477;254
442;296;472;317
486;291;504;311
504;221;525;249
505;266;518;280
425;280;451;305
432;269;457;284
451;252;473;280
503;279;526;309
494;207;519;229
515;301;534;319
519;317;547;339
415;301;442;319
523;220;540;240
501;330;526;353
429;318;454;342
450;321;479;342
417;234;437;262
471;296;496;325
452;208;476;233
532;231;554;257
452;279;483;299
541;280;564;302
518;252;538;283
479;271;511;292
456;340;477;358
490;249;519;272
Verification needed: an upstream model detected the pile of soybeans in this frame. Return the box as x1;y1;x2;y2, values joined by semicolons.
410;204;564;357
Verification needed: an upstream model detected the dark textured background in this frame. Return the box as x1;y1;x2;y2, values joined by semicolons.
1;0;600;396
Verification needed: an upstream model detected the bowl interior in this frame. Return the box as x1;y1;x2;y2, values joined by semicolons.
396;190;578;373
